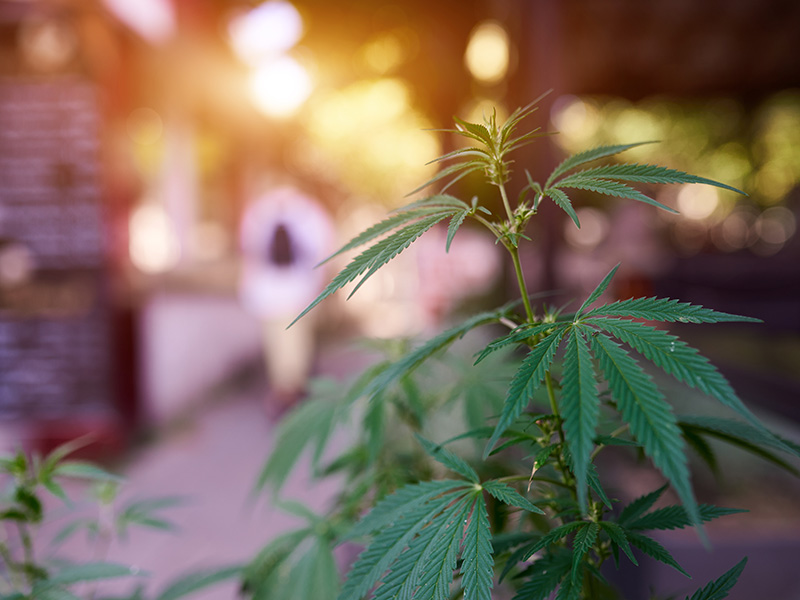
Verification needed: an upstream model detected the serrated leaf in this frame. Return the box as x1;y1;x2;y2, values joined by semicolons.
345;480;469;541
590;333;699;526
618;485;668;526
546;142;654;187
559;328;599;512
482;480;545;515
320;206;454;265
484;327;567;458
48;563;143;585
626;532;690;577
522;522;587;560
415;435;479;483
586;463;612;509
406;162;484;197
576;264;620;317
374;496;471;600
598;522;638;566
53;462;123;482
427;147;492;166
454;117;493;145
460;493;494;600
475;321;565;365
446;209;470;252
552;176;676;213
511;552;571;600
293;211;454;325
559;163;745;195
544;188;580;228
571;523;598;583
686;557;747;600
677;415;800;456
244;528;311;593
366;309;505;401
280;537;340;600
338;489;469;600
584;297;762;324
254;385;341;495
398;194;472;212
156;565;242;600
626;504;746;532
586;318;777;443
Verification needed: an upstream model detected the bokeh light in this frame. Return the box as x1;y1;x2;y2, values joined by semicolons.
101;0;175;44
304;78;440;202
129;203;180;273
464;21;510;84
228;1;303;65
249;56;313;118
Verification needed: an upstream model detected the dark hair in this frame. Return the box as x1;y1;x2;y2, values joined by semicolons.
268;223;295;266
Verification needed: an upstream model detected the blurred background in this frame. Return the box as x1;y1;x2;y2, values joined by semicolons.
0;0;799;597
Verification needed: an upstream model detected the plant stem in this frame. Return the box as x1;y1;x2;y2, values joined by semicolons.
509;246;535;324
498;182;515;225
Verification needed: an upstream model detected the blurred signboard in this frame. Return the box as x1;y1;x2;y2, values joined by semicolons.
0;76;115;421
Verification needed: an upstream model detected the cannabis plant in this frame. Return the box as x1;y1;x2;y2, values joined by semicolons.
250;98;799;599
0;440;239;600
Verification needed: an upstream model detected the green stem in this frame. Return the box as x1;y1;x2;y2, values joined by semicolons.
498;183;515;225
509;246;535;324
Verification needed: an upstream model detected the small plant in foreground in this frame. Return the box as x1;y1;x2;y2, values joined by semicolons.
250;97;800;599
0;441;239;600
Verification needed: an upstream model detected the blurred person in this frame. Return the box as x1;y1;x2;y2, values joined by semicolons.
238;186;334;416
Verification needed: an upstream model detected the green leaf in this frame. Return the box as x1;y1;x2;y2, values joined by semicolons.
552;176;676;213
546;142;654;187
510;552;571;600
559;328;600;512
483;480;544;515
255;381;342;495
576;264;620;317
281;538;341;600
522;522;587;560
571;523;598;583
28;586;81;600
586;463;612;509
618;485;668;526
413;499;472;600
460;493;494;600
53;461;122;482
366;309;505;402
446;208;470;252
590;333;698;526
453;117;493;145
559;163;745;195
415;435;479;483
484;326;567;458
156;565;242;600
338;488;469;600
626;504;746;532
345;480;470;541
48;563;143;585
406;162;484;197
677;415;800;456
319;206;455;265
586;318;773;439
598;522;638;566
626;532;690;577
584;297;762;324
544;188;580;228
686;557;747;600
293;211;455;325
244;528;311;594
475;322;564;365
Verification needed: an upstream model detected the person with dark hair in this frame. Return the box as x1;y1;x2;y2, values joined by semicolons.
238;186;334;415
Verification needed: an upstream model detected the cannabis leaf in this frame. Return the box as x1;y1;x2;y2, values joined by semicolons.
484;326;568;457
686;558;747;600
